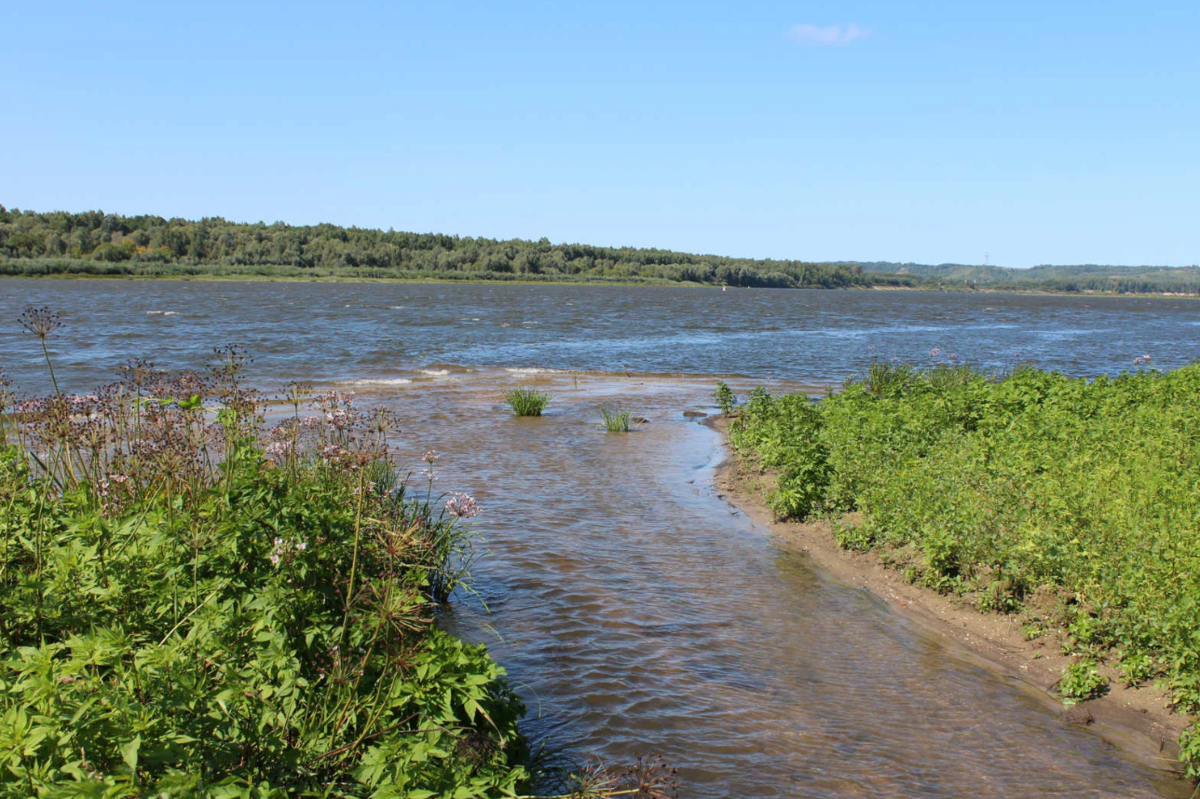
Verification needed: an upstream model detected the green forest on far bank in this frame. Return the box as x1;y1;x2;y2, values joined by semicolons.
2;206;1197;294
0;206;897;289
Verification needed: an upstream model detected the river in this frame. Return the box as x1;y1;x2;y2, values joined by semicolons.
1;279;1195;797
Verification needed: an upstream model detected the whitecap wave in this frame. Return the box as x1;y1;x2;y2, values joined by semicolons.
419;369;450;376
505;367;565;375
343;378;413;386
145;310;179;316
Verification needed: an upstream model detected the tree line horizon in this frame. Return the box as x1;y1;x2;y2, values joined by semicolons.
2;205;1197;294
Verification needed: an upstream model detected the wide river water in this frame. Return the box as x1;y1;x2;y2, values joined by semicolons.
2;279;1197;797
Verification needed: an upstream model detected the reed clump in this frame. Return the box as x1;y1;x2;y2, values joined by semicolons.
729;360;1200;779
599;407;637;432
504;387;550;416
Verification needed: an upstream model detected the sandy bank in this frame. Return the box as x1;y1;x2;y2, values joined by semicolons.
706;416;1194;786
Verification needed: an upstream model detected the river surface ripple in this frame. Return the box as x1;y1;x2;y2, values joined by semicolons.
1;280;1195;797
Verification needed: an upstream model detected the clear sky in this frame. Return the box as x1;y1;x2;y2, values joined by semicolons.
3;1;1197;267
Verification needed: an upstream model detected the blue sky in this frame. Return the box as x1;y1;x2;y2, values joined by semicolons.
3;1;1197;267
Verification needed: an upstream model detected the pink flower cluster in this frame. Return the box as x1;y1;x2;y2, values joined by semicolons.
315;391;357;431
264;440;294;461
445;493;479;519
97;473;130;517
270;536;307;566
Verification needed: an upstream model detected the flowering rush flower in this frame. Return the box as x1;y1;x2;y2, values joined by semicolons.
422;448;440;464
270;537;307;565
445;493;479;519
264;440;294;461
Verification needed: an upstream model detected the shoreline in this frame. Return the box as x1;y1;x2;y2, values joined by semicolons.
706;416;1193;788
0;271;1197;299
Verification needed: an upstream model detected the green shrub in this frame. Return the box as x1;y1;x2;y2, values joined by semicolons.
0;331;529;797
504;387;550;416
713;381;736;415
1179;725;1200;780
730;362;1200;774
1058;660;1108;704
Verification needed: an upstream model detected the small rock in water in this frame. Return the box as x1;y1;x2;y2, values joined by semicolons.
682;410;708;418
632;417;650;424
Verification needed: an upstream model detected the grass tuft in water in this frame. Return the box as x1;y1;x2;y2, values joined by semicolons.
600;407;637;432
505;387;550;416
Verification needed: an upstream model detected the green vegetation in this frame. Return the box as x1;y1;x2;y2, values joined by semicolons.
0;330;532;797
503;388;550;417
866;261;1200;295
0;317;680;798
5;206;1196;294
712;382;737;416
728;362;1200;777
0;206;899;290
599;408;635;433
1058;660;1108;705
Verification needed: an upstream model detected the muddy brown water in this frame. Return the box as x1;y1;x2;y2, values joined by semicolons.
391;371;1185;798
2;280;1196;796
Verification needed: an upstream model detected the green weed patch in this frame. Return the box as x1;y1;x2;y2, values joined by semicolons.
729;362;1200;778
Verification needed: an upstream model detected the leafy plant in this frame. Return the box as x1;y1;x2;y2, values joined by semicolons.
1179;724;1200;781
713;381;737;415
1119;651;1159;687
504;387;550;416
1058;660;1108;704
1022;621;1047;641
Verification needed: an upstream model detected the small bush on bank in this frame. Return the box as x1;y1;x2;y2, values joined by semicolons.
713;382;736;415
1058;660;1109;704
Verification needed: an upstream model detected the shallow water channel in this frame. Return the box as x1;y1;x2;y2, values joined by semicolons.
378;370;1183;798
1;280;1195;796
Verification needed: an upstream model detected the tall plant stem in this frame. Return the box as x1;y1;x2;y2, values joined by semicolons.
39;338;61;397
342;466;367;644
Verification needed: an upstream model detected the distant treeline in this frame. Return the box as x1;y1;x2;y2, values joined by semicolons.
4;206;1195;294
866;261;1200;295
0;206;912;289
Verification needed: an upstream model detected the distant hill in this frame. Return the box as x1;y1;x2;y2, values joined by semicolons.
862;262;1200;294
